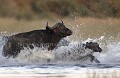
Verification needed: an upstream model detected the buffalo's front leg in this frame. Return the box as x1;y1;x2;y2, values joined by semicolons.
89;54;100;63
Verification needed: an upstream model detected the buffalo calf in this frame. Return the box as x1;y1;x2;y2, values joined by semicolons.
84;42;102;63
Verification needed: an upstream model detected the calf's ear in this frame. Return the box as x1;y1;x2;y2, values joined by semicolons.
86;42;90;47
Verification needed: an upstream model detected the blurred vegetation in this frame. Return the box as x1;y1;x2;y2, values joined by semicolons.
0;0;120;20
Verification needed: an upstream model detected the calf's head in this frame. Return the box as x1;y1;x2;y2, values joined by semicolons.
85;42;102;52
46;21;72;37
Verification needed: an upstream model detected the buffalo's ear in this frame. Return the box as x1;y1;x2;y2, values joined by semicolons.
46;26;51;30
61;20;64;24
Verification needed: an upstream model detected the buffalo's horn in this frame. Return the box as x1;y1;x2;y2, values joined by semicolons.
46;22;48;26
46;22;52;30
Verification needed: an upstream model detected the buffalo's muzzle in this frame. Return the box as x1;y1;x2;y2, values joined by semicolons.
67;29;72;36
98;48;102;52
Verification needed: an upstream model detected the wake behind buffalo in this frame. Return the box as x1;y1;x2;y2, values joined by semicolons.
2;21;102;63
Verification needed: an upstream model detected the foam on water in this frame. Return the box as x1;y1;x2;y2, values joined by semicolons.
0;34;120;66
98;42;120;64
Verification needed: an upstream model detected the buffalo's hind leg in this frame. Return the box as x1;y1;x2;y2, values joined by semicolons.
3;41;20;58
2;41;12;57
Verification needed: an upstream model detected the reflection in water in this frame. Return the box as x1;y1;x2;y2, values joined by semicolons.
0;71;120;78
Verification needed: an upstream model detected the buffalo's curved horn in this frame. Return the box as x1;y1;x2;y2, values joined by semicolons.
46;22;48;26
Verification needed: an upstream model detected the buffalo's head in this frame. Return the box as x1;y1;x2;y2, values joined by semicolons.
85;42;102;52
46;21;72;37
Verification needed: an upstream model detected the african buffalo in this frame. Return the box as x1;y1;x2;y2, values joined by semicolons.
2;21;72;58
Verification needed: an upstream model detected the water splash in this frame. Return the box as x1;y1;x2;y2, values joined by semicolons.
98;42;120;64
0;35;120;66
